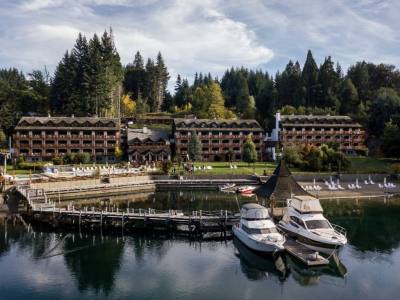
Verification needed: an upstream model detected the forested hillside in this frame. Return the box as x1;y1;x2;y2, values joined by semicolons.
1;30;400;156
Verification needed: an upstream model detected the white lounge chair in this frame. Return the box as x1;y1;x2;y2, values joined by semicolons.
364;180;369;185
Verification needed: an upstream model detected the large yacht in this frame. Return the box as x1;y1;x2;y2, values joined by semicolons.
278;195;347;254
233;203;285;253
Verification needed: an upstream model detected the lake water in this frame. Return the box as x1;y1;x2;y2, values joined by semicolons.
1;191;400;300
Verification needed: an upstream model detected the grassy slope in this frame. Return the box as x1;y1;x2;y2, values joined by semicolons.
347;157;396;174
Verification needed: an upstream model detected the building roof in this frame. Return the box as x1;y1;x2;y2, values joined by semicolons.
280;115;362;127
173;118;263;131
127;127;170;144
15;116;120;130
254;160;311;201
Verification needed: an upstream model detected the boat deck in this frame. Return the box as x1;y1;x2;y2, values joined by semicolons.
284;239;329;266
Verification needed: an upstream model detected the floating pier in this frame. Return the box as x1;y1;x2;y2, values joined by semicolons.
284;239;329;266
15;186;240;238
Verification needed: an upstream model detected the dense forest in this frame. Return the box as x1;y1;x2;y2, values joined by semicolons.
1;30;400;156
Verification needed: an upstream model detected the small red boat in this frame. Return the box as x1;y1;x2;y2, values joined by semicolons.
237;186;256;194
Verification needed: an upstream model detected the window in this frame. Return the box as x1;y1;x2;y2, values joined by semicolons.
305;220;331;230
290;216;305;228
242;224;278;234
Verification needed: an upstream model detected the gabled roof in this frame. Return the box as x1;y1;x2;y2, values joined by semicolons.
173;118;262;130
280;114;362;127
255;160;311;201
15;117;120;129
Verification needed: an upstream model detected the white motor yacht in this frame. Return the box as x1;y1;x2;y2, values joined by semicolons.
233;203;285;253
278;195;347;254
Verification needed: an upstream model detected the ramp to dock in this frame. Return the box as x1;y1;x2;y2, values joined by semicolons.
284;239;329;266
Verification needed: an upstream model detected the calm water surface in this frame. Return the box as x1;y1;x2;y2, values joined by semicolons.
1;191;400;300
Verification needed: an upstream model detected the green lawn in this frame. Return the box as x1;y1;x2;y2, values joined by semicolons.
347;157;397;174
191;162;278;175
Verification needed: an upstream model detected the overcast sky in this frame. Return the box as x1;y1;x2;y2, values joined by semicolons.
1;0;399;86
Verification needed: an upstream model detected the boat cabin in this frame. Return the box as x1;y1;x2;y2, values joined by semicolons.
240;203;270;220
287;195;323;214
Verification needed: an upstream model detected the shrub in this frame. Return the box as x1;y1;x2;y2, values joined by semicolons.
161;161;173;174
64;153;76;164
283;144;304;167
18;161;47;170
75;153;91;164
391;163;400;174
52;156;64;165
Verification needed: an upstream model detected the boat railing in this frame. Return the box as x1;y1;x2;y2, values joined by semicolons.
331;223;347;237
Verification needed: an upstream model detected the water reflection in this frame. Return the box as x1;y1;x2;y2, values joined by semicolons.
1;194;400;299
63;234;124;295
233;237;288;281
322;197;400;253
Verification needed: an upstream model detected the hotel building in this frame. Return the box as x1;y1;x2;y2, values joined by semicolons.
267;113;367;156
12;117;121;162
173;118;264;161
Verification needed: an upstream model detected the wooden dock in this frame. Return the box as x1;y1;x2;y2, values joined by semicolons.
14;186;240;237
284;239;329;266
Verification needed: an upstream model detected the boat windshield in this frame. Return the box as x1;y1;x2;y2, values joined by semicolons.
242;225;278;234
305;219;332;230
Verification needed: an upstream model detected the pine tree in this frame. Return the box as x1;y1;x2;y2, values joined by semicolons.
347;61;369;103
72;33;91;114
340;78;359;115
302;50;319;106
124;51;146;100
88;33;107;116
50;51;78;115
100;29;123;116
276;60;303;107
154;52;169;112
145;58;156;111
318;56;340;109
236;73;250;114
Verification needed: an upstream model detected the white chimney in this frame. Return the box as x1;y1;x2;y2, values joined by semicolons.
143;126;148;134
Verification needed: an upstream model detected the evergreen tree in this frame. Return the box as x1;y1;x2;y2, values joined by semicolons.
124;51;146;100
50;51;78;115
347;61;369;102
154;52;169;112
188;131;202;161
318;56;340;109
276;60;303;107
340;78;359;115
302;50;319;106
236;73;251;114
368;87;400;136
27;69;50;114
50;29;123;116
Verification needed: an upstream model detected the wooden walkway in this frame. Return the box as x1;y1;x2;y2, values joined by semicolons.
284;239;329;266
16;186;240;237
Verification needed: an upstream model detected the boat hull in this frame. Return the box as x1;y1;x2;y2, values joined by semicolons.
278;223;343;255
233;226;284;253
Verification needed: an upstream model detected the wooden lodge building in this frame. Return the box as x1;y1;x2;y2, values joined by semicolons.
173;118;264;162
11;113;368;163
12;117;121;163
126;127;171;163
268;113;367;155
